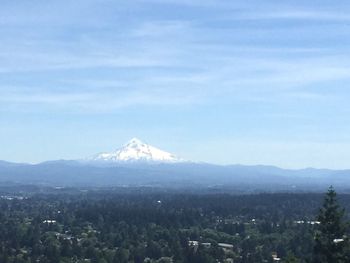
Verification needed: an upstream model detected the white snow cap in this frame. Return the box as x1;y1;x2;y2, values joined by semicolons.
90;138;183;163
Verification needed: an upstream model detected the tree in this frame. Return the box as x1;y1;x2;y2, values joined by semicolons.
313;186;349;262
285;252;298;263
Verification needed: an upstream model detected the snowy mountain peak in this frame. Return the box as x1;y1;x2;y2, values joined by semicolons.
89;138;183;163
125;138;146;148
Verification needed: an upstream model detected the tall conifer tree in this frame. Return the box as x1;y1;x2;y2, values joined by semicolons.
313;186;349;262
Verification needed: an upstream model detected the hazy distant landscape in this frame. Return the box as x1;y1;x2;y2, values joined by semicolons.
1;139;350;192
2;0;350;262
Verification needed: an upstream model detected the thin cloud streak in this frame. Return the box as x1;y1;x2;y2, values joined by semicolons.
0;88;203;113
1;53;350;112
229;11;350;21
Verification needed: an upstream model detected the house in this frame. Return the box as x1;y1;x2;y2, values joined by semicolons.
272;252;281;261
218;243;234;249
42;220;57;224
188;240;199;247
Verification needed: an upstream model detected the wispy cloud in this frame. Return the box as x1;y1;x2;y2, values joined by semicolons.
2;50;350;112
231;11;350;21
0;85;203;113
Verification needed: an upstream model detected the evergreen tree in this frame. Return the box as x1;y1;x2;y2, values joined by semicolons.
313;186;349;262
285;252;298;263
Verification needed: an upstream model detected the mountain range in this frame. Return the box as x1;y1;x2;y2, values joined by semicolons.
0;138;349;191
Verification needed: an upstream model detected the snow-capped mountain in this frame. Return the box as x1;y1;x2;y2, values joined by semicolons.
88;138;183;163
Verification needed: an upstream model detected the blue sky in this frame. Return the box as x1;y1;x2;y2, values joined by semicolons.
1;0;350;168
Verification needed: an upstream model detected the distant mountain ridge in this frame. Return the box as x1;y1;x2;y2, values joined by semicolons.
0;138;350;191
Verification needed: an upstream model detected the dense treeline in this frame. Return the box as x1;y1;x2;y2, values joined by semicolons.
0;190;349;262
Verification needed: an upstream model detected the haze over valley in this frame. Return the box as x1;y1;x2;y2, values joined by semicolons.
0;138;349;191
